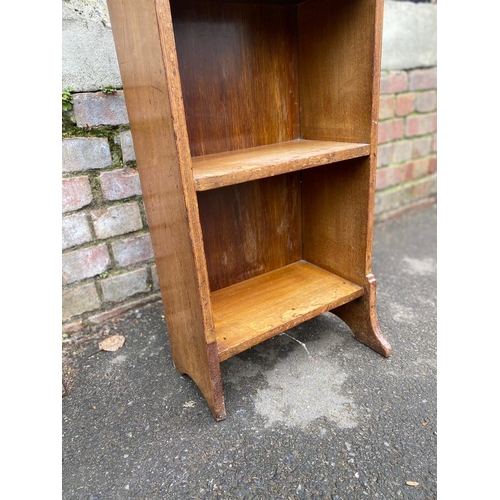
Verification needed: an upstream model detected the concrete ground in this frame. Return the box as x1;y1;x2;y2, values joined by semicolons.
62;202;437;500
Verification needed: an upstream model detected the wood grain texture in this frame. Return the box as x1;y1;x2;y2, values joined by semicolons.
213;261;364;361
193;139;370;191
197;173;302;291
170;0;299;157
106;0;225;420
333;274;391;357
298;0;377;144
301;157;372;285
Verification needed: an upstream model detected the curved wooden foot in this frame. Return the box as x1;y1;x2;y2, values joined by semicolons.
172;342;227;421
332;273;391;357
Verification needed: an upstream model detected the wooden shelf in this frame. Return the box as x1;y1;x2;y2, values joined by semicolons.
192;139;370;191
212;261;364;361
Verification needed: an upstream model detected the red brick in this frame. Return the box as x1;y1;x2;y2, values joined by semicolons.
377;121;391;144
402;162;414;182
62;176;92;213
62;283;101;321
376;169;388;190
380;71;408;95
378;96;395;120
409;68;437;91
391;119;404;141
73;91;129;127
405;113;437;137
112;234;154;267
429;156;437;174
91;202;143;239
431;134;437;153
62;244;111;285
395;93;416;117
62;321;84;335
416;90;437;113
100;167;142;201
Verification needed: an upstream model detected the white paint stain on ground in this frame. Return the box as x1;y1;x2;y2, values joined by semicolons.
226;329;358;429
402;256;436;276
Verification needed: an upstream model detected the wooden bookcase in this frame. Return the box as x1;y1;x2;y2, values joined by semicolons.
106;0;391;421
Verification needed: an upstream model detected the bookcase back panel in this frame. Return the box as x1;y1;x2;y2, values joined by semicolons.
197;174;302;291
170;0;300;157
298;0;377;144
301;157;372;285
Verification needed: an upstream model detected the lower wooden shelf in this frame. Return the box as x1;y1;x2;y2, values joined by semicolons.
212;260;364;361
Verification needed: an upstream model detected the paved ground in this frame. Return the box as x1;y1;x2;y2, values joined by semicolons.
62;202;437;500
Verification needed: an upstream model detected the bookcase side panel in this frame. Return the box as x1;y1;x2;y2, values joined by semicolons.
297;0;378;144
107;0;225;419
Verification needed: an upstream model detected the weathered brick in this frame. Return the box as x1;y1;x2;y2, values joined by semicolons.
118;130;136;163
62;176;92;213
376;168;387;190
377;121;392;144
431;133;437;153
62;283;101;321
412;158;431;179
73;91;129;127
412;136;432;159
62;244;111;285
380;71;408;95
409;68;437;91
402;162;414;182
112;234;154;267
429;156;437;174
375;184;413;216
91;202;143;239
378;96;395;120
392;119;404;141
100;268;149;303
392;140;412;164
62;137;112;173
411;176;437;201
100;167;142;201
88;293;161;325
62;213;92;250
376;143;393;167
395;93;416;117
406;113;437;137
151;265;160;291
62;321;84;335
416;90;437;113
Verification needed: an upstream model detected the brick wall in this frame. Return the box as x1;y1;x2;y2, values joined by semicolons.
375;67;437;218
62;67;437;333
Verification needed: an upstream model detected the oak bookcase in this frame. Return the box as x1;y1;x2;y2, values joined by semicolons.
106;0;391;421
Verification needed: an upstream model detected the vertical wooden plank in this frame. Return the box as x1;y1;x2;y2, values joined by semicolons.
170;0;299;156
298;0;377;144
301;158;371;285
197;174;302;291
106;0;225;420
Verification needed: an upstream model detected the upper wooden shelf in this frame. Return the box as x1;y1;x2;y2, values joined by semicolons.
192;139;370;191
